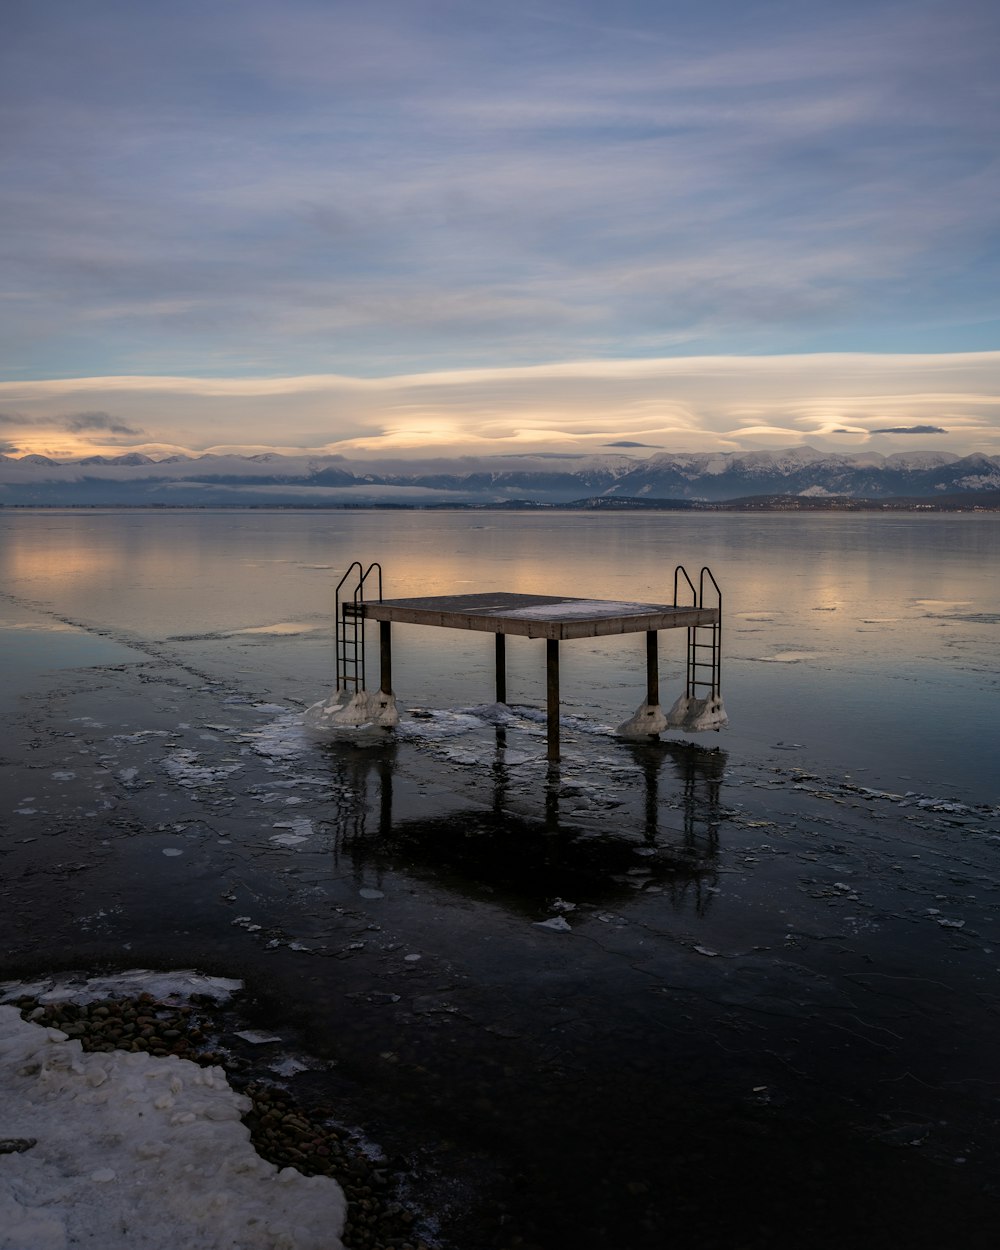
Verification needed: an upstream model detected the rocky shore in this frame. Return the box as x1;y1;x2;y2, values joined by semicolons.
10;990;434;1250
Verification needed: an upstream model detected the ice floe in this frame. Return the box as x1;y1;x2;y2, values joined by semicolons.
160;750;243;788
229;622;320;635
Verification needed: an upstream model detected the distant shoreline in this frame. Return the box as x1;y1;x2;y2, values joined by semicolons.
2;493;999;513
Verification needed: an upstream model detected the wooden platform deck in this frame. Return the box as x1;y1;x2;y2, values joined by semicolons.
351;591;721;762
357;592;718;640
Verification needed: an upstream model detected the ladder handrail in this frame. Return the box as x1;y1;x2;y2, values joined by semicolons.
358;561;383;604
673;564;697;607
673;563;723;703
698;565;721;611
699;565;721;697
335;561;383;692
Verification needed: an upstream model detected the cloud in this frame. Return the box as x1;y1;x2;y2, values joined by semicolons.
0;410;26;453
62;411;144;435
0;406;145;457
0;351;997;460
0;408;142;435
869;424;948;435
2;1;999;381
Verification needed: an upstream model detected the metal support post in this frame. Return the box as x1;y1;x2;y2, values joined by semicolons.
546;638;560;763
495;633;507;704
646;630;660;708
379;621;393;694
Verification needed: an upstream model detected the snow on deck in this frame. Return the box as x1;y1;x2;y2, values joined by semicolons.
492;598;668;620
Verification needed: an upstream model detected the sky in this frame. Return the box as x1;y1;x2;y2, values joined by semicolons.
1;0;998;462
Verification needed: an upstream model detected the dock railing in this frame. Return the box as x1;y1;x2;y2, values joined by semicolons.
334;561;382;693
674;563;722;702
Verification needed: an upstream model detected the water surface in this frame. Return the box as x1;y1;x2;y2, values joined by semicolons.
2;508;1000;1248
2;508;996;800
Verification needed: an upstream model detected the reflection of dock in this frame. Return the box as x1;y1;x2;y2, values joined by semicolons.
325;730;726;916
329;562;726;762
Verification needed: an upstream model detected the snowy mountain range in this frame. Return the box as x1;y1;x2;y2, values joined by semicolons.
1;447;999;506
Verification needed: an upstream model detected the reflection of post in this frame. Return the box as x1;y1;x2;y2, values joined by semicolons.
679;748;723;861
639;747;659;844
492;724;508;815
646;630;659;709
331;741;398;864
495;633;507;704
617;739;727;865
379;621;393;695
546;638;560;763
377;749;394;838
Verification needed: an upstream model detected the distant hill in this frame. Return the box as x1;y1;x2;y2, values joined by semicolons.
1;447;998;507
550;491;999;512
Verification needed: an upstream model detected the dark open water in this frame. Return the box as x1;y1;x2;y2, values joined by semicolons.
1;509;999;1248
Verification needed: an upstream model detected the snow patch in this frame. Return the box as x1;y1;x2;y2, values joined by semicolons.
304;689;399;734
494;599;667;621
616;701;668;739
0;970;241;1007
665;694;729;732
0;1007;345;1250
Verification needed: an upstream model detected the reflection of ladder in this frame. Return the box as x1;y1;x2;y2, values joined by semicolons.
674;565;722;701
335;561;382;693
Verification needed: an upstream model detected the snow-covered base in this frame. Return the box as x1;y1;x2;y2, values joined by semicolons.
304;688;399;736
615;701;668;739
0;1007;345;1250
664;693;729;732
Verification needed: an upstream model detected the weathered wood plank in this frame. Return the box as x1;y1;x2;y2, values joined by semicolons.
355;592;717;640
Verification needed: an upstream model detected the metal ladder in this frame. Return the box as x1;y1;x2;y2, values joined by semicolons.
673;564;722;702
334;561;382;693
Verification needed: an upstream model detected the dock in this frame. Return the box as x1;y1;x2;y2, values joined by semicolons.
318;563;726;762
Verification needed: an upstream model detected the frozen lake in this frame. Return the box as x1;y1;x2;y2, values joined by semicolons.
1;508;999;1249
1;505;1000;800
1;507;997;799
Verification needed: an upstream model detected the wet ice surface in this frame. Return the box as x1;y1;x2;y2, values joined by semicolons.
2;512;1000;1246
3;637;1000;1245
